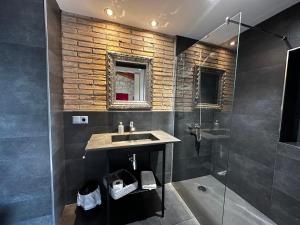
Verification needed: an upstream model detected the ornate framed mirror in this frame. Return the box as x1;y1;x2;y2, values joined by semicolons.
106;51;153;110
193;66;225;109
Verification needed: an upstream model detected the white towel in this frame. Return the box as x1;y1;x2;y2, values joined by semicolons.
141;171;157;190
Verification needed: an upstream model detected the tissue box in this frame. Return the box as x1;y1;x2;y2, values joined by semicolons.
103;169;138;200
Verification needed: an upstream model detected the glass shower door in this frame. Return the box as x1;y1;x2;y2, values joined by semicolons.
172;13;241;225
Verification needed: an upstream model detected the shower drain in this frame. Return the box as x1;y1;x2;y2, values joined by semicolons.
198;185;207;192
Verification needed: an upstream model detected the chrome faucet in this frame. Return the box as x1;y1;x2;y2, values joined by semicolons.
129;121;136;132
129;154;137;170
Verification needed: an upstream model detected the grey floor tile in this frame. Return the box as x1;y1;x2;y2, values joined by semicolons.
127;216;162;225
175;218;200;225
160;185;194;225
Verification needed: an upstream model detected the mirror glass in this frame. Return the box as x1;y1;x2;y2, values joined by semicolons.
115;61;146;101
193;66;225;108
279;47;300;144
106;52;153;110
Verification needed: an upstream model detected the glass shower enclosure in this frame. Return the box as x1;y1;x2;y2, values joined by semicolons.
172;13;241;225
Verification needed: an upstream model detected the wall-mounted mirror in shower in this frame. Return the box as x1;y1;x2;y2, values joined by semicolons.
279;47;300;144
193;66;225;109
106;51;153;110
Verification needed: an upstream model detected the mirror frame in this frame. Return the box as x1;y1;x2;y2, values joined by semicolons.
193;66;225;109
106;51;153;110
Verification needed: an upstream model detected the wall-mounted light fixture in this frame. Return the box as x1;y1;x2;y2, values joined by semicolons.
151;20;158;28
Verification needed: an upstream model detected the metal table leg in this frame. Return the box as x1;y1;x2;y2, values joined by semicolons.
106;151;110;225
161;147;166;217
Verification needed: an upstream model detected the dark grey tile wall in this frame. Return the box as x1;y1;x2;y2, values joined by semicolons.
0;0;53;224
172;109;214;182
271;143;300;224
46;0;65;224
225;2;300;224
63;111;174;203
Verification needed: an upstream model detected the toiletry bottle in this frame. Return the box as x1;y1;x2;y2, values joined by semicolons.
214;120;220;130
118;122;124;134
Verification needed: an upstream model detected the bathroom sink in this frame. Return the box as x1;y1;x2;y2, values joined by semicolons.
111;133;159;143
86;130;180;151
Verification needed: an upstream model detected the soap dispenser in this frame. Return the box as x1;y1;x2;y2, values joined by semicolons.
118;122;124;134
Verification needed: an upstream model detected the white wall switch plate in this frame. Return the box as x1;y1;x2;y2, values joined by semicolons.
72;116;88;124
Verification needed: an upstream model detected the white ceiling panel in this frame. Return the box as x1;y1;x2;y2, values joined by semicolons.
56;0;299;39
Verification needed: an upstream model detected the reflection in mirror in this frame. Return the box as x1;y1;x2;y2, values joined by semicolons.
106;52;153;110
115;61;146;101
193;66;225;109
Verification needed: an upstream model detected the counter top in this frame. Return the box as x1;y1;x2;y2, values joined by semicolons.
85;130;180;151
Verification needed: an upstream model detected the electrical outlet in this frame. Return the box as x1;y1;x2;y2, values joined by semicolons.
72;116;88;124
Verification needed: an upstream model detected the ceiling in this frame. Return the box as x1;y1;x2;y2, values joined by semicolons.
56;0;299;40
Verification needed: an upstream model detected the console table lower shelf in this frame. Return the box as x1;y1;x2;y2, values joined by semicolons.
105;144;166;225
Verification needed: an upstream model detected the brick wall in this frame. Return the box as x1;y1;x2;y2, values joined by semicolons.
175;42;236;112
61;12;175;111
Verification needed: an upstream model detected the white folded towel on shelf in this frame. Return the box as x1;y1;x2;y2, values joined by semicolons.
141;171;157;190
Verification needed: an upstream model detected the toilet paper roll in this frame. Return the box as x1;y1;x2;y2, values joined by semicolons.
112;179;124;190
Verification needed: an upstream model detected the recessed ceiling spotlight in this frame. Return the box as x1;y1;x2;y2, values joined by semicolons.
230;41;236;46
104;8;113;16
151;20;158;28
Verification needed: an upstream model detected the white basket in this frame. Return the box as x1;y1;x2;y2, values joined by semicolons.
103;169;138;200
